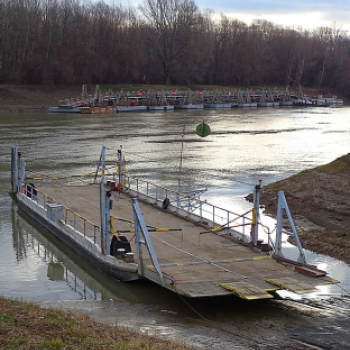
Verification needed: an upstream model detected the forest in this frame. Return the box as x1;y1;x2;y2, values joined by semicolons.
1;0;349;97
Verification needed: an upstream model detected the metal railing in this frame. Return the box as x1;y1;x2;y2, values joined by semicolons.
20;182;101;246
123;175;253;237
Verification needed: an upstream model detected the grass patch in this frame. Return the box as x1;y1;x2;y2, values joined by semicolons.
0;296;193;350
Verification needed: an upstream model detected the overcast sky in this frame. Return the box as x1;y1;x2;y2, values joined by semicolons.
127;0;350;31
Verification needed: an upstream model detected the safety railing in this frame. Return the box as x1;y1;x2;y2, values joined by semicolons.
20;182;101;246
123;176;253;237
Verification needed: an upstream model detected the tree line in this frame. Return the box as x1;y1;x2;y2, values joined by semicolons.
1;0;349;96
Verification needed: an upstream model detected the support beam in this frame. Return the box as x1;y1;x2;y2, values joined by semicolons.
275;191;306;264
132;198;164;285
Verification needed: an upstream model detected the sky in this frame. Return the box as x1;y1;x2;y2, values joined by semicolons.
126;0;350;32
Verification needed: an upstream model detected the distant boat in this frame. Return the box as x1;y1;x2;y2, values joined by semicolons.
148;105;174;111
294;98;315;106
48;106;82;114
117;105;148;113
80;106;117;114
174;104;204;109
204;103;232;108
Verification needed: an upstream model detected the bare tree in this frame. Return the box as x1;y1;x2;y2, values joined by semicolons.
139;0;199;85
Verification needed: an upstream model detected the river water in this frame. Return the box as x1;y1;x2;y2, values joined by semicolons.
1;107;350;347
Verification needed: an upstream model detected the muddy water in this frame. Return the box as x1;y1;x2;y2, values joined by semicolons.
1;107;350;348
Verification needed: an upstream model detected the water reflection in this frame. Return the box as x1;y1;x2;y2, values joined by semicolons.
8;205;186;304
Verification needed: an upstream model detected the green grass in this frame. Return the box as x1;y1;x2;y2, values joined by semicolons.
0;296;193;350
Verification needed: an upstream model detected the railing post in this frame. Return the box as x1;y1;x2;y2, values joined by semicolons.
118;145;123;187
212;207;215;226
250;180;262;245
83;218;86;237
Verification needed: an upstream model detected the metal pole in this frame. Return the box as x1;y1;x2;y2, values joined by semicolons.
251;180;262;244
11;147;18;192
94;145;105;183
104;191;111;254
118;145;123;187
99;146;107;254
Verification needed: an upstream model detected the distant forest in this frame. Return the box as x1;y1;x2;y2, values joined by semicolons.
1;0;350;96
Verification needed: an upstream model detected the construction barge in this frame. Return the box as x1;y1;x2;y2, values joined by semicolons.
48;85;344;113
10;146;338;300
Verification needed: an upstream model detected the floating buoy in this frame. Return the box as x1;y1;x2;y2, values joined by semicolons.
196;122;211;137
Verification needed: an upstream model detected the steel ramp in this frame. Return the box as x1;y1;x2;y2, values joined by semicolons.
220;281;274;300
265;277;319;294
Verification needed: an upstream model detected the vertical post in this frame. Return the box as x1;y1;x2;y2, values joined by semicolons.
250;179;262;245
133;204;143;275
104;191;111;253
94;145;105;183
99;145;111;255
100;181;106;253
18;155;26;193
275;191;284;257
118;145;123;188
11;147;18;192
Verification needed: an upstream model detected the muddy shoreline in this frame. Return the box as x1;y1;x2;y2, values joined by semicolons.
247;153;350;265
40;294;350;350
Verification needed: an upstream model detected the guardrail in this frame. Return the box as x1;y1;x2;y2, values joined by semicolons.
21;182;101;246
123;175;253;237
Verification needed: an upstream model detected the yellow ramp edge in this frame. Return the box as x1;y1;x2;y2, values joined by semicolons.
220;281;274;300
265;277;319;294
320;278;340;285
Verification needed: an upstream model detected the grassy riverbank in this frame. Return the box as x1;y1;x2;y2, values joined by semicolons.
0;296;192;350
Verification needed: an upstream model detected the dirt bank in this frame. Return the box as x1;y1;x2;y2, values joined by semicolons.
247;153;350;264
0;85;84;113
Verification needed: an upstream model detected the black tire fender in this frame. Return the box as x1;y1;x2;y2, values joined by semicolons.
162;198;170;209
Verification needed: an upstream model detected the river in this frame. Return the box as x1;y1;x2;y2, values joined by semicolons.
1;106;350;349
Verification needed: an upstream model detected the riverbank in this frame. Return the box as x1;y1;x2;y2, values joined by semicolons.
0;296;192;350
249;153;350;264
